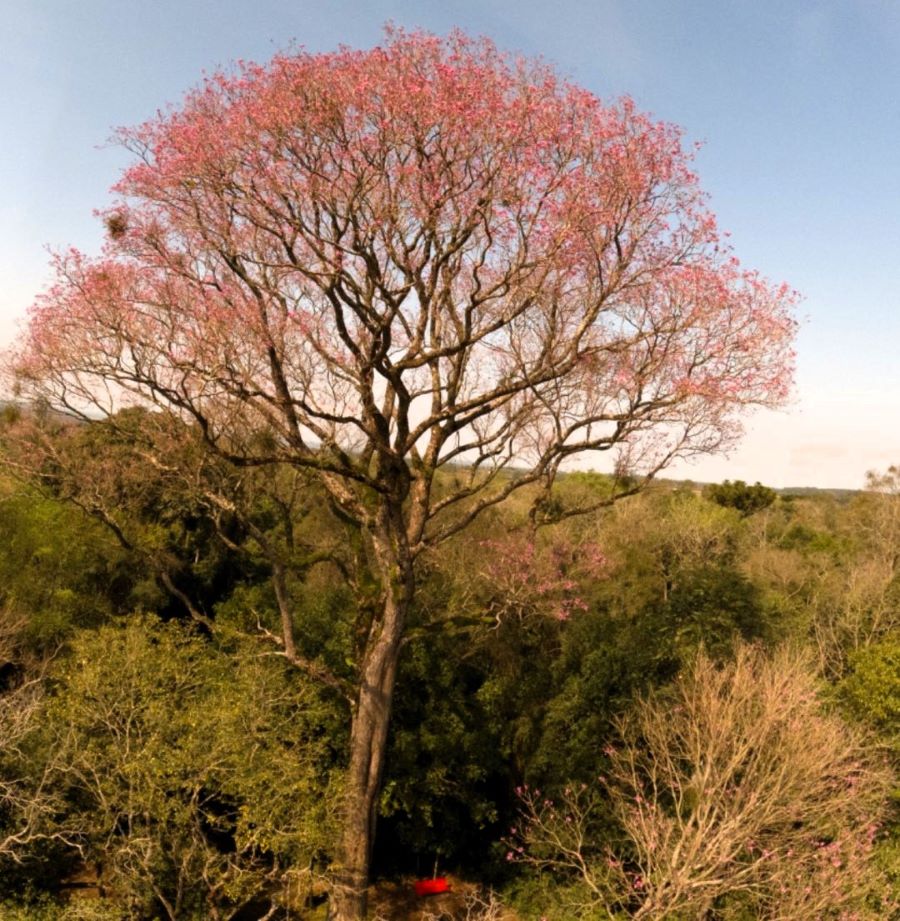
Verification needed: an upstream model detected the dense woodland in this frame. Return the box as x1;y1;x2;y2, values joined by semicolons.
0;406;896;919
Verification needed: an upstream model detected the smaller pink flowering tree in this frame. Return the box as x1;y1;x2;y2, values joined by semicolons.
477;533;607;624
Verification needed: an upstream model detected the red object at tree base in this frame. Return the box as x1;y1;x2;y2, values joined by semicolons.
414;877;450;897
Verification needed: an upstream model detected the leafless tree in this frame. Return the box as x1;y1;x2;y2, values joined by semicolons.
516;644;894;919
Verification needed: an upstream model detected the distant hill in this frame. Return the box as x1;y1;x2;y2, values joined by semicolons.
0;406;871;500
777;485;860;501
652;475;860;501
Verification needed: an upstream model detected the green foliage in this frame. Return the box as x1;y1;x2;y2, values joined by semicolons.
503;874;614;920
215;573;356;683
837;632;900;895
37;617;341;918
775;520;851;554
0;900;127;921
703;479;777;517
648;564;772;656
377;625;512;873
0;486;127;646
839;633;900;743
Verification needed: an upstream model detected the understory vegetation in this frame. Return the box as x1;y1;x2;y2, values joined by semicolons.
0;412;897;918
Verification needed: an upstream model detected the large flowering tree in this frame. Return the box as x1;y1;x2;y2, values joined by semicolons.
7;29;796;920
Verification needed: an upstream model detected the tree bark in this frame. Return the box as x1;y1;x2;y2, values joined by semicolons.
329;508;412;921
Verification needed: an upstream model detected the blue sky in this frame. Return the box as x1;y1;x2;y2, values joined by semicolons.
2;0;898;487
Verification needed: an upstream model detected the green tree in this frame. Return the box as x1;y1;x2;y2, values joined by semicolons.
0;480;129;647
703;479;777;517
38;618;341;919
838;634;900;898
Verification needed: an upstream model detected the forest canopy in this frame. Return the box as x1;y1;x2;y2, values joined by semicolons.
0;412;896;918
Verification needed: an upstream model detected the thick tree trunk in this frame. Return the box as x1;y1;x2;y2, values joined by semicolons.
329;513;412;921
